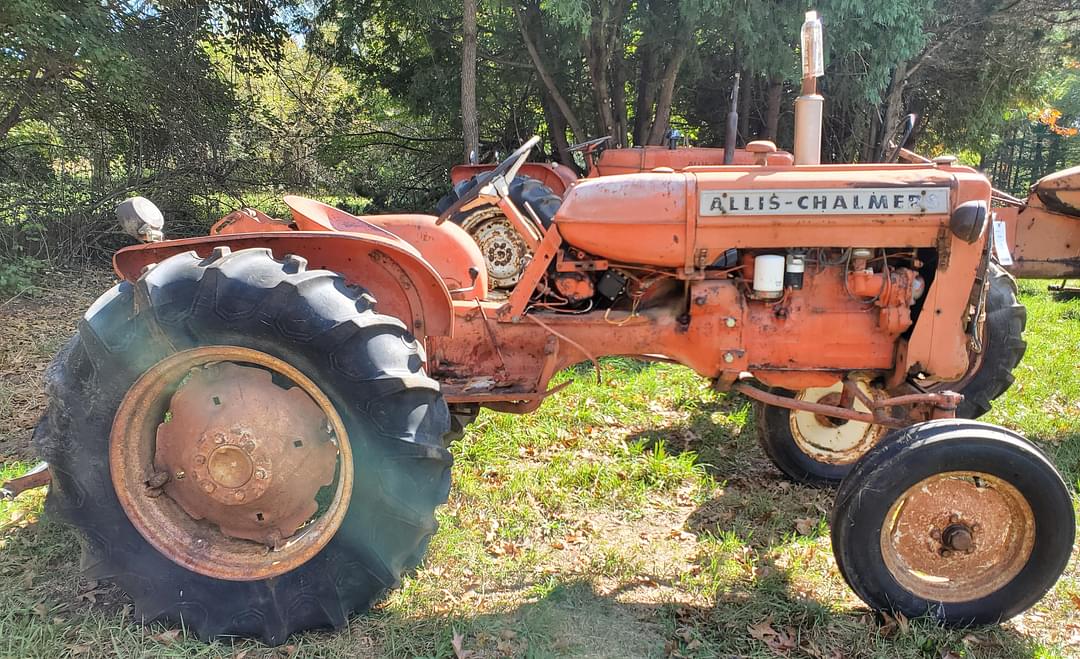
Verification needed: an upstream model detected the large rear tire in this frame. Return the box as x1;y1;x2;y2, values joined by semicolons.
33;247;452;644
755;263;1026;486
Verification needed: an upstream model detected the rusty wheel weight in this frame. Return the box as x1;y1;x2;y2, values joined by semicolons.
110;346;352;581
832;420;1073;625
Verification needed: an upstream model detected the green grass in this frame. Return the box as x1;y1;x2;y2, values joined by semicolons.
0;280;1078;657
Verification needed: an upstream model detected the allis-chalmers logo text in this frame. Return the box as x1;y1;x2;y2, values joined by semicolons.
700;188;950;216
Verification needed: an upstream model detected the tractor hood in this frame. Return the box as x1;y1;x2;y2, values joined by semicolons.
554;165;991;268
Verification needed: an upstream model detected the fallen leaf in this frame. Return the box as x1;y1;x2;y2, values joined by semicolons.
748;616;777;643
150;629;182;645
1069;591;1080;610
31;602;48;617
78;587;110;604
794;517;817;536
451;630;474;659
20;570;34;589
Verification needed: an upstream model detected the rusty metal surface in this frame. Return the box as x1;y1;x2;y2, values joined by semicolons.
880;472;1035;602
997;200;1080;280
736;381;904;428
0;461;51;499
113;231;455;337
110;346;352;581
460;207;532;288
154;363;337;546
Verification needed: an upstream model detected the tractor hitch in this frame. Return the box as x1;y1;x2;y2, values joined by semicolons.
0;461;52;500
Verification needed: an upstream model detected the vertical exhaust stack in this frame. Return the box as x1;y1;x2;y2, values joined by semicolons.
794;11;824;165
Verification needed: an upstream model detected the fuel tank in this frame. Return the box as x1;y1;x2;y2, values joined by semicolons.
554;164;992;268
1034;164;1080;217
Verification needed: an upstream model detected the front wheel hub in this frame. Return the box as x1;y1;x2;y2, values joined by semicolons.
110;347;353;581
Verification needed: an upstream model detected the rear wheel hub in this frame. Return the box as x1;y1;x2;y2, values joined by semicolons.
110;346;353;581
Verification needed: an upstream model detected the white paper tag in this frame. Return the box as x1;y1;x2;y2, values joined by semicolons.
992;218;1013;266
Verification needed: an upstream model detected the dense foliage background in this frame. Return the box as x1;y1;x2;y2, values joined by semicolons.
0;0;1077;272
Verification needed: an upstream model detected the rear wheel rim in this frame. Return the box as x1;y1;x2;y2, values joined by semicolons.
879;471;1035;602
110;346;353;581
461;208;530;288
789;381;885;465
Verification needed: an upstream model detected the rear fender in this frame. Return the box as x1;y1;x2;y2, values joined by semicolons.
114;232;454;337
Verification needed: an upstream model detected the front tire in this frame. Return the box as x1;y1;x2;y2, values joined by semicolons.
831;420;1073;625
33;247;452;644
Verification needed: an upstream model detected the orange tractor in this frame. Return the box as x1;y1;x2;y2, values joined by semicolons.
7;11;1078;646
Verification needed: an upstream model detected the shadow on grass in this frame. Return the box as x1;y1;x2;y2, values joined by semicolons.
362;562;1049;658
0;495;1060;657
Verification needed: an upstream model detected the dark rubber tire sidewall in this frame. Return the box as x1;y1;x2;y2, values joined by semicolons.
33;248;452;645
754;394;852;487
831;420;1073;625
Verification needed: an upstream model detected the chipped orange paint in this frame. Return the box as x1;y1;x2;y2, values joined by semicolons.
998;165;1080;279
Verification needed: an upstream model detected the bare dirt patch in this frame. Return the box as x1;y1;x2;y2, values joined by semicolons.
0;267;115;461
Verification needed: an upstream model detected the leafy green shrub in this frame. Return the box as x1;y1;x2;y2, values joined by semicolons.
0;256;43;297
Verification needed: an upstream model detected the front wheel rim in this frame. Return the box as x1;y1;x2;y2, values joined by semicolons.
879;471;1035;602
110;346;353;581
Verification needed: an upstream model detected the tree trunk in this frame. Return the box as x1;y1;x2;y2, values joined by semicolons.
460;0;477;162
515;2;584;144
646;28;691;145
0;62;45;142
584;32;616;140
460;0;479;162
764;77;783;142
540;87;574;166
861;110;879;163
737;70;751;143
611;33;629;146
633;42;659;145
878;60;909;161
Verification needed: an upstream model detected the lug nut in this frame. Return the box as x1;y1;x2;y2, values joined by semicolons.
233;491;245;501
202;482;215;493
194;455;206;465
725;317;737;328
255;468;267;480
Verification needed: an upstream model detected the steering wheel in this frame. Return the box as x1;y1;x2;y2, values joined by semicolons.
437;135;541;225
568;135;612;153
885;114;918;163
